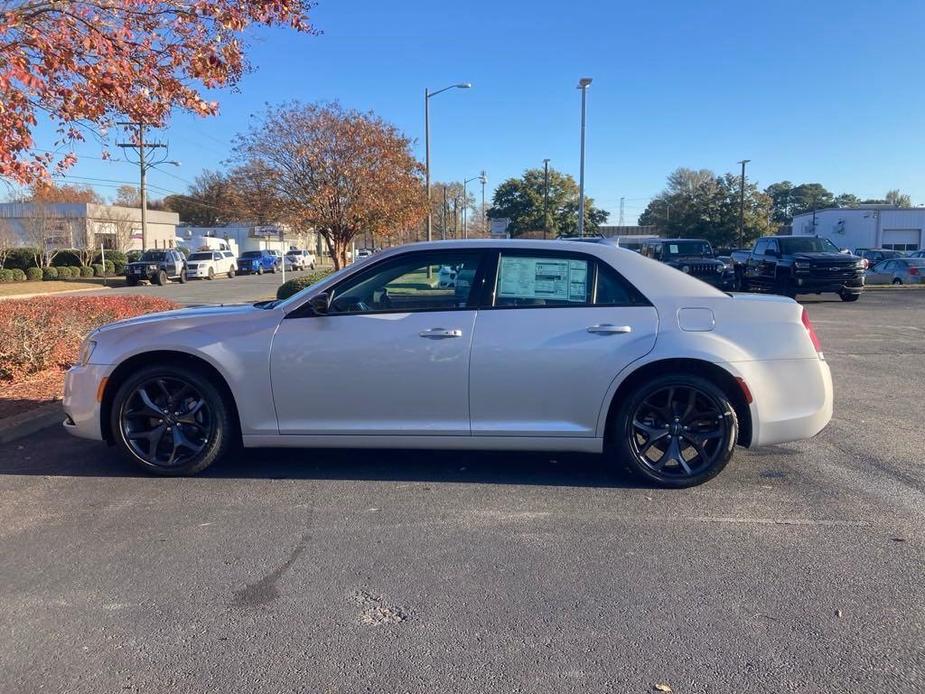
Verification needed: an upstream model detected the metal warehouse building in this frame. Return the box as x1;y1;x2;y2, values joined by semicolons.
792;206;923;252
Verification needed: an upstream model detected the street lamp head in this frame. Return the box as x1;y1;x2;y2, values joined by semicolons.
166;160;181;167
578;77;593;88
456;83;472;89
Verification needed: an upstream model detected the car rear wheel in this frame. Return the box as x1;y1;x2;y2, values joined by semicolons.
840;290;860;301
111;365;235;476
609;373;738;488
207;267;215;280
228;267;235;279
155;269;167;286
257;266;263;275
178;270;187;284
893;278;902;285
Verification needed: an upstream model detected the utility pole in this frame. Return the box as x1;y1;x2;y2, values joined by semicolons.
480;171;487;238
118;122;167;250
577;77;592;237
737;159;751;247
543;159;551;239
442;185;448;240
618;197;625;226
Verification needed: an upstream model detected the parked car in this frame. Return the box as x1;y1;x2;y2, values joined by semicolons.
905;250;925;259
355;248;374;260
64;239;833;488
864;258;925;285
285;249;317;270
237;250;279;275
854;248;905;269
729;236;865;301
640;238;735;290
186;250;237;280
124;249;187;286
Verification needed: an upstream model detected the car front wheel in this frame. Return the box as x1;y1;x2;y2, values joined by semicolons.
111;364;235;476
257;266;263;275
609;373;738;488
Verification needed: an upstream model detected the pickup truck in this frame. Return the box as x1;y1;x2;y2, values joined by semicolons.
124;249;187;286
730;236;865;301
639;238;735;290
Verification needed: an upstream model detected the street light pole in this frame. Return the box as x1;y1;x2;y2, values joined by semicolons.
424;83;472;243
543;159;550;239
737;159;751;247
577;78;592;237
463;175;481;239
480;171;487;237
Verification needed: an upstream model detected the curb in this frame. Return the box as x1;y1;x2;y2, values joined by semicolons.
0;285;112;301
0;401;64;444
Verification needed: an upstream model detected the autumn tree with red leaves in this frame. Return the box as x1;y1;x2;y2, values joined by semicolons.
0;0;315;184
230;102;428;269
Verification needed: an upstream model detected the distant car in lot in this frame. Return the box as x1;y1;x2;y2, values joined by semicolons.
355;248;374;260
437;264;458;287
640;238;735;290
124;249;187;286
855;248;905;269
285;249;316;270
64;239;833;488
906;250;925;259
864;258;925;285
237;250;279;275
185;250;237;280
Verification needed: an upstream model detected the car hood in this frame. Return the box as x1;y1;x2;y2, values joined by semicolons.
791;252;857;263
665;256;722;264
94;303;261;335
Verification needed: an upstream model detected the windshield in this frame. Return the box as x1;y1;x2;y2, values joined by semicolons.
241;251;261;258
140;251;167;261
663;240;713;257
286;250;301;255
188;252;213;260
780;237;842;254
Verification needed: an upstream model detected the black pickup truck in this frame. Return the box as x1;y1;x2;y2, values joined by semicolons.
729;236;864;301
639;238;735;290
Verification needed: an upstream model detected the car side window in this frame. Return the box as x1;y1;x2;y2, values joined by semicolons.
768;240;780;255
495;254;590;307
754;239;769;255
595;262;647;306
329;251;482;315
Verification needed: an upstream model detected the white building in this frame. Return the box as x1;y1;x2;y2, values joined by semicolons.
0;202;179;251
792;206;923;252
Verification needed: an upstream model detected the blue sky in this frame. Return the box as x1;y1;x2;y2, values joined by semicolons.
28;0;925;223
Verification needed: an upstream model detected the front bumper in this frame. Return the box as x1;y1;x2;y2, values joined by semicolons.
62;364;110;441
186;265;213;278
794;274;864;294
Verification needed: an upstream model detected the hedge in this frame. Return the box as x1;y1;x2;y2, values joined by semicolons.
11;269;26;282
42;266;59;281
0;269;13;283
0;295;179;381
25;267;42;281
79;266;95;278
4;248;39;271
276;269;334;300
91;263;105;277
51;251;82;268
94;250;127;274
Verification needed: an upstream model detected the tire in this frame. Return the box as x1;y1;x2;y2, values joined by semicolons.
110;364;236;476
178;270;187;284
207;267;215;280
607;373;738;488
228;267;235;279
155;269;167;286
893;278;902;285
271;264;278;274
840;291;860;302
257;266;263;276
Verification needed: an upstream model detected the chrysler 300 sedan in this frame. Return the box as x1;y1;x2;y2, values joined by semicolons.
63;240;833;487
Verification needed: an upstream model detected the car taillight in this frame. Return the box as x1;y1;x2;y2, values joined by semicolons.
802;307;823;355
909;267;920;276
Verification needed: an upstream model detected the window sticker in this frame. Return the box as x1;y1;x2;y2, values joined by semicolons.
669;244;679;254
498;257;588;302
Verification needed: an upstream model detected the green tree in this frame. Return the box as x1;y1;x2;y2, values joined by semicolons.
640;167;773;248
487;167;608;237
765;181;834;223
834;193;861;208
162;170;234;227
885;189;912;207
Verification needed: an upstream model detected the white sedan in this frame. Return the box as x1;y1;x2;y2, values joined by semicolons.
63;240;833;487
185;250;237;280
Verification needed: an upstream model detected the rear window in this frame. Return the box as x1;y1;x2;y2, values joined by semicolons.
241;251;261;258
188;252;212;260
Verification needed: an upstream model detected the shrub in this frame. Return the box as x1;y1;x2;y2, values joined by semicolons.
0;296;179;381
52;251;82;268
276;269;334;300
104;260;115;274
5;248;39;271
0;269;13;283
11;269;26;282
42;266;59;281
65;266;80;279
91;263;105;277
25;267;43;281
94;250;127;275
79;266;95;278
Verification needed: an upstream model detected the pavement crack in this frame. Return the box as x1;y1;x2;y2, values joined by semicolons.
230;529;310;608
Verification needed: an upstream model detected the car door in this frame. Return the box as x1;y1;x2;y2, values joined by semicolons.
468;249;658;438
269;249;487;435
867;260;892;284
745;239;769;286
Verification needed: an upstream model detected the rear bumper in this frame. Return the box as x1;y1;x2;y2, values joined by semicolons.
62;364;110;441
726;358;833;447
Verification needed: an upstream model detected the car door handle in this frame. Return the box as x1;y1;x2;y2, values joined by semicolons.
419;328;463;338
587;324;632;335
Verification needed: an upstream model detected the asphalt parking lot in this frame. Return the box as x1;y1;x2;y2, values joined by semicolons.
1;290;923;693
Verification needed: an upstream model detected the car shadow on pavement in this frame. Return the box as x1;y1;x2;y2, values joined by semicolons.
0;432;644;488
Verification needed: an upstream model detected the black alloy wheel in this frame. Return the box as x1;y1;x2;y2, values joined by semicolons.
112;366;234;475
612;374;737;487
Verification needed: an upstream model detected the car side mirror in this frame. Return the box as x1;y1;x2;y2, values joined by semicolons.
309;292;331;315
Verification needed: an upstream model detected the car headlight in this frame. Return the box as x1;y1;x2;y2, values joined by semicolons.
855;259;866;269
147;264;158;270
77;339;97;366
681;265;690;273
794;261;810;270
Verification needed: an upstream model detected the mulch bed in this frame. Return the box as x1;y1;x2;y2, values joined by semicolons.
0;370;65;420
